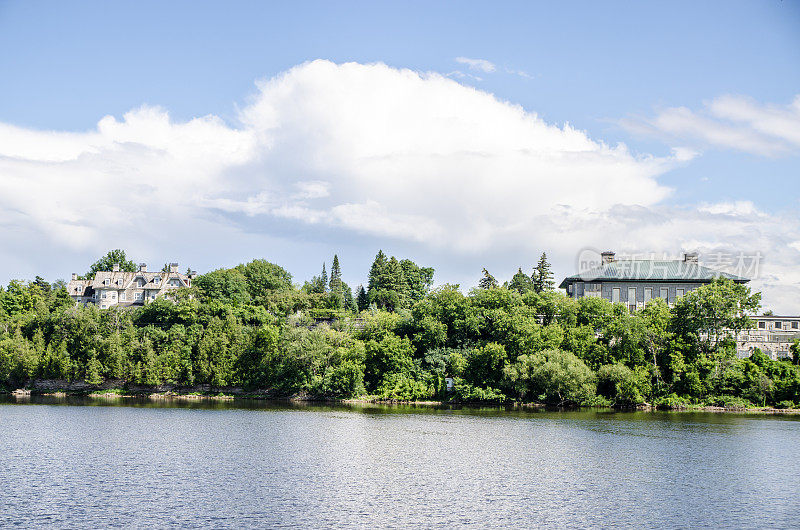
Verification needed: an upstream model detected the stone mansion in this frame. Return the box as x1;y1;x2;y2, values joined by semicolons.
67;263;196;309
559;251;749;311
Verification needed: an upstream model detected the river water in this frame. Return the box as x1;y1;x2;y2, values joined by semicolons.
1;396;798;528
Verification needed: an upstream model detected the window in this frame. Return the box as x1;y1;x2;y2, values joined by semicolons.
793;322;798;330
758;321;766;329
154;277;160;284
676;288;685;298
628;287;637;311
612;288;620;303
77;297;81;303
101;293;107;299
76;285;82;292
135;292;143;301
120;292;126;301
644;288;652;302
775;321;782;330
104;278;110;285
117;279;123;286
660;288;669;301
137;278;144;288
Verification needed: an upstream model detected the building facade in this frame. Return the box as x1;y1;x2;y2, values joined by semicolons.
66;263;196;309
559;251;749;311
736;315;800;360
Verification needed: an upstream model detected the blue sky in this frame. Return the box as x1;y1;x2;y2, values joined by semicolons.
0;1;799;310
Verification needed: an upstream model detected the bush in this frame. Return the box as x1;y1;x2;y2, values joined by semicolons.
322;360;365;398
653;393;692;409
531;349;596;406
705;395;756;409
377;372;432;401
774;400;796;410
452;377;505;403
597;363;651;406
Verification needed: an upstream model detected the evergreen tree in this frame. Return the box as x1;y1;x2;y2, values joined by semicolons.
84;350;104;386
342;282;356;312
533;252;555;293
367;250;388;293
478;268;499;289
32;276;51;294
320;263;328;293
356;285;369;312
508;267;534;294
329;255;343;295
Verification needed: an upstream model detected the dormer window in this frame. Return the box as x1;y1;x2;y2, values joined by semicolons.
137;278;144;288
104;278;110;285
117;279;124;286
153;277;161;284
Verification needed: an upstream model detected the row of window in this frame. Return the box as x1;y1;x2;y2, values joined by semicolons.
756;321;800;330
100;277;185;287
610;287;687;305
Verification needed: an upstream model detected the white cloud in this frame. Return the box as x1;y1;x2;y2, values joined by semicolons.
0;60;797;312
455;56;496;73
622;94;800;156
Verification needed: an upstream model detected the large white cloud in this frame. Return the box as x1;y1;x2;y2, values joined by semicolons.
0;60;797;312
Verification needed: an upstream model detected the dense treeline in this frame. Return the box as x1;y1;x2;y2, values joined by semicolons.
1;250;799;408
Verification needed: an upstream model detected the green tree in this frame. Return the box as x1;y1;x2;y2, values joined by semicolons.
478;268;499;289
235;259;293;295
671;278;761;351
194;268;251;306
507;268;534;294
329;255;342;294
86;249;137;278
356;285;369;312
84;350;104;385
532;252;554;293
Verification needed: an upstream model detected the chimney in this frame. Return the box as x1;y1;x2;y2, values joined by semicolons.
188;270;198;279
112;263;120;272
601;251;616;264
684;252;699;263
169;262;179;273
139;263;147;272
71;273;77;281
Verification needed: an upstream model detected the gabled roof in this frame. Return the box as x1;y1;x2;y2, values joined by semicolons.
90;270;191;290
559;260;749;288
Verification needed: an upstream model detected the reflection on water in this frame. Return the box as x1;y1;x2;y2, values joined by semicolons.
1;395;798;527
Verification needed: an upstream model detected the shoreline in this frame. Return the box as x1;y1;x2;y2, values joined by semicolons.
6;388;800;414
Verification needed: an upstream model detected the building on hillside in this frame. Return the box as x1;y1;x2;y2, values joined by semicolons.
559;251;749;311
736;315;800;360
66;263;197;309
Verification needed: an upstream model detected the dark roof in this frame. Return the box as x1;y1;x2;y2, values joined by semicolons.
559;260;749;288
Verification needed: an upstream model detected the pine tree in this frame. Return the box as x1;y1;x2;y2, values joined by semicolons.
84;350;104;386
329;255;342;295
508;267;534;294
478;268;499;289
532;252;554;293
367;250;388;293
320;263;328;293
356;285;369;312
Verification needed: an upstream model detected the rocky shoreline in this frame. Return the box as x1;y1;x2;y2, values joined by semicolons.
5;384;800;414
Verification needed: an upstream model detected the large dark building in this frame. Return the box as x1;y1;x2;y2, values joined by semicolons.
559;251;749;311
